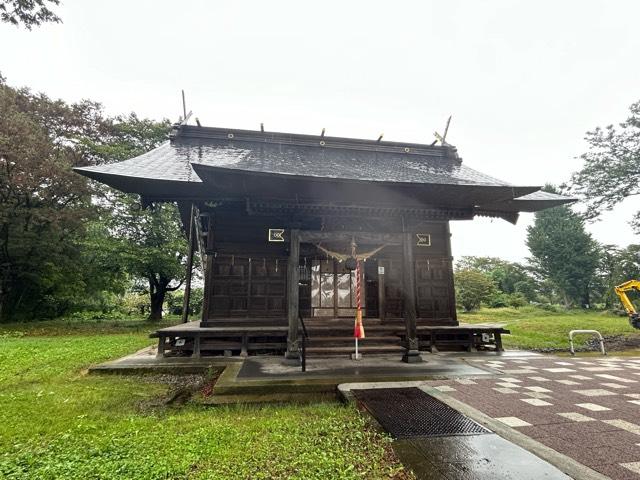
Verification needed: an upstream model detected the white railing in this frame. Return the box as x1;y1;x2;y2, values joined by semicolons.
569;330;606;356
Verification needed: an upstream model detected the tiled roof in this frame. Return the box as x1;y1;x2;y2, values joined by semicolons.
74;141;202;184
73;123;575;213
76;126;516;188
185;137;511;186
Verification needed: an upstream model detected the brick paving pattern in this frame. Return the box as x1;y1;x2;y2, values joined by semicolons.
425;356;640;479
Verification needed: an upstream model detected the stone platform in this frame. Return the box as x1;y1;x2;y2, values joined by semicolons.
90;347;539;403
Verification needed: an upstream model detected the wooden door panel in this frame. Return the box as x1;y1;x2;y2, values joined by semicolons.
379;259;403;319
415;258;453;320
209;256;286;318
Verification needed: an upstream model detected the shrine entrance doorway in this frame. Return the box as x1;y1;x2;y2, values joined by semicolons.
308;259;380;318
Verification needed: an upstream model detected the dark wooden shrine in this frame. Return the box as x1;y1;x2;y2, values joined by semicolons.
75;122;572;363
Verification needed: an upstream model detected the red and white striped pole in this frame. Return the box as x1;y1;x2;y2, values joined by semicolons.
353;259;365;359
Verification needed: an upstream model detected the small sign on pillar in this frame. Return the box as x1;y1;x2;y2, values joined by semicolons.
416;233;431;247
268;228;285;242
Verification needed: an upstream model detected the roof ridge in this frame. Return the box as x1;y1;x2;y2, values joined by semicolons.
171;124;462;161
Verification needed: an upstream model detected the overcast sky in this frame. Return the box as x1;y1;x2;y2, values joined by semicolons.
2;0;639;261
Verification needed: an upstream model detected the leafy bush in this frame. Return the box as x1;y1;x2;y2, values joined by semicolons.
165;288;204;316
455;269;496;311
488;292;509;308
456;256;539;301
121;292;150;316
533;302;565;313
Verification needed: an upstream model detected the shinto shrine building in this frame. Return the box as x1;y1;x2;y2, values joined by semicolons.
75;122;572;363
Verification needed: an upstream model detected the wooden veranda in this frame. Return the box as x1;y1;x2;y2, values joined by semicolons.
151;319;508;358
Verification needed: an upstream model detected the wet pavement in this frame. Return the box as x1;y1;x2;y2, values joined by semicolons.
348;385;572;479
236;354;491;379
424;355;640;479
394;434;571;479
88;345;241;374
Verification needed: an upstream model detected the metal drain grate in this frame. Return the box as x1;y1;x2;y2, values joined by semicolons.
353;387;491;439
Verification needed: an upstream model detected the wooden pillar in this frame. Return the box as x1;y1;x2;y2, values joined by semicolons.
156;335;166;359
201;255;213;323
284;229;300;363
192;336;201;358
241;334;249;357
201;213;214;325
444;221;458;324
402;232;422;363
378;260;386;322
182;204;196;323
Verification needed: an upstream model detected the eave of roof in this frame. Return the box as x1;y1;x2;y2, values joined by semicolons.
478;190;576;213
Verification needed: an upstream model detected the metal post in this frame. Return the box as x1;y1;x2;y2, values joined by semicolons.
299;313;308;372
569;329;606;356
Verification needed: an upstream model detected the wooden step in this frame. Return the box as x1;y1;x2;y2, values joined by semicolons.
307;336;400;344
305;345;405;355
305;325;404;334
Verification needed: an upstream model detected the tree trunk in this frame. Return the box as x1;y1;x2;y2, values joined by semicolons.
147;275;182;321
148;275;166;321
149;289;165;320
583;288;591;309
562;291;572;309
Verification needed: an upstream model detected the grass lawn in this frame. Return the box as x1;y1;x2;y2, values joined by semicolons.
2;307;632;479
460;306;639;351
0;319;405;480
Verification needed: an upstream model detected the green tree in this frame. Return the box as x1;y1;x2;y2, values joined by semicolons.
0;0;61;29
83;114;189;321
0;76;98;319
166;287;204;316
109;198;188;320
0;75;185;321
74;219;130;311
595;244;640;309
456;256;538;301
455;269;495;312
568;99;640;230
526;187;600;308
80;113;171;166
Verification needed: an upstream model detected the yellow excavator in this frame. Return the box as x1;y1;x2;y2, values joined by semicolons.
615;280;640;329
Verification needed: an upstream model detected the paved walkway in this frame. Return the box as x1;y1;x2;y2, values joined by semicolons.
352;386;571;479
425;355;640;480
236;354;489;379
393;434;571;480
